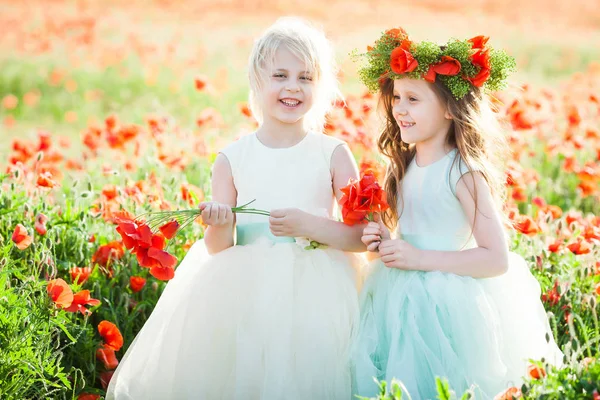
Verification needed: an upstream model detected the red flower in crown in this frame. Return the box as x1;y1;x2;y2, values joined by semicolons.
339;172;389;226
385;27;408;40
423;56;462;83
468;35;489;50
390;39;418;74
466;35;492;87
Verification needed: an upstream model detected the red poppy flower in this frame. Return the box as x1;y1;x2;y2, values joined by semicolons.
116;220;147;250
547;239;562;253
129;276;147;293
239;102;252;118
467;48;491;87
101;184;119;201
526;364;546;379
565;211;582;227
70;266;93;285
541;281;561;306
390;40;418;74
339;172;389;226
78;394;101;400
96;347;119;370
105;115;118;131
98;321;124;351
92;241;125;267
513;215;540;236
12;223;33;250
36;171;58;188
532;197;546;208
423;56;462;83
47;278;74;309
180;182;203;206
567;239;591;255
194;75;208;91
64;290;101;315
35;213;49;235
385;27;408;40
468;35;489;50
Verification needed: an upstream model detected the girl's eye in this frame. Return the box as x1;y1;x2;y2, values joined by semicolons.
273;73;286;78
393;95;400;100
409;97;417;102
300;76;313;81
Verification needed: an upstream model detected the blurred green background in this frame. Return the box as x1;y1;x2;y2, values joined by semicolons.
1;0;599;155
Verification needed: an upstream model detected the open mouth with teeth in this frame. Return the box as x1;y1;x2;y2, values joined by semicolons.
280;99;302;108
399;121;415;128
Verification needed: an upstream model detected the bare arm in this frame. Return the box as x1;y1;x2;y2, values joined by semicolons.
415;172;509;277
203;153;237;255
379;172;509;278
304;144;367;252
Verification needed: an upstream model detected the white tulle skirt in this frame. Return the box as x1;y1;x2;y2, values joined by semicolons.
106;238;362;400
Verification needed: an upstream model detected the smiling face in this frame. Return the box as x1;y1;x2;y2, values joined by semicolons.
257;46;316;128
391;78;453;146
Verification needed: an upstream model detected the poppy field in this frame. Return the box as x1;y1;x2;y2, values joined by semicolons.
1;0;600;398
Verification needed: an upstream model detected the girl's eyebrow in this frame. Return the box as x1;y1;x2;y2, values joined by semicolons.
401;89;418;95
393;90;418;96
273;68;312;74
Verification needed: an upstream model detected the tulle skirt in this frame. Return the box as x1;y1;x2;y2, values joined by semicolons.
351;252;563;400
107;238;362;400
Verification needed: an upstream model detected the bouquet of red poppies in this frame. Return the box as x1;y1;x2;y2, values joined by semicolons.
115;200;269;280
339;172;389;225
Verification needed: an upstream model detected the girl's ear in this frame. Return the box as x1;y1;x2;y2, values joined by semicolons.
444;104;454;120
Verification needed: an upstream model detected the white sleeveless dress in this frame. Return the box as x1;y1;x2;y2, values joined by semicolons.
106;132;362;400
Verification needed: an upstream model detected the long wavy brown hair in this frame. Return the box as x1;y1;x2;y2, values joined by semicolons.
378;77;509;232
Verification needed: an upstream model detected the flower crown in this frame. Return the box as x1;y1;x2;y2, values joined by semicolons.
352;28;516;99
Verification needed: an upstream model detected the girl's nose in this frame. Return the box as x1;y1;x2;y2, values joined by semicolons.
285;79;301;93
393;104;408;116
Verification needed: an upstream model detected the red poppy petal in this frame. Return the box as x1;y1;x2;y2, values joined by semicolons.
159;220;179;240
150;265;175;281
151;233;166;250
147;247;178;269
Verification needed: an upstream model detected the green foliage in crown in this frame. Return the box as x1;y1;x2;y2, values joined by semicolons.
352;28;516;99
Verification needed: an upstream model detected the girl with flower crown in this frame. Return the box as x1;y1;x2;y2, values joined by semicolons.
351;28;563;399
106;17;366;400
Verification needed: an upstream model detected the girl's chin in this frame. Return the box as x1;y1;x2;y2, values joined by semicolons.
267;113;305;125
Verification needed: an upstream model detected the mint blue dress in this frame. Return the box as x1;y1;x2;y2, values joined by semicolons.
351;149;563;399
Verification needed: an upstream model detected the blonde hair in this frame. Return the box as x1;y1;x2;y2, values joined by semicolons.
378;77;509;231
247;17;341;133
